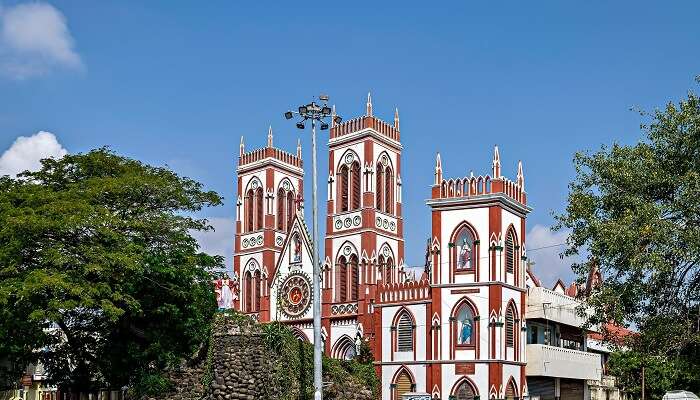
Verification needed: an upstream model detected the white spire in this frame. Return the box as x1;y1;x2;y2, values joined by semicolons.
517;160;524;190
492;145;501;178
239;136;245;157
297;138;302;158
394;107;400;130
267;125;273;147
366;92;373;116
331;104;337;127
434;152;442;185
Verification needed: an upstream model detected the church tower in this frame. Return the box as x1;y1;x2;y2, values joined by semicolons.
233;126;304;321
322;94;405;357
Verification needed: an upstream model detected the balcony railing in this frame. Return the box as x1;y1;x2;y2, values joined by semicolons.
527;286;592;328
526;344;602;381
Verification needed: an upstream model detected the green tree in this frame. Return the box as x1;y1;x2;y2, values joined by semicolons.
555;82;700;394
0;148;223;392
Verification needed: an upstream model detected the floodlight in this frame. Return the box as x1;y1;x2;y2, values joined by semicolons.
333;115;342;124
284;111;293;120
321;106;331;116
320;123;329;130
299;106;308;114
296;122;305;129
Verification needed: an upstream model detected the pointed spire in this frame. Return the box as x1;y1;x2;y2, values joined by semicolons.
366;92;373;116
434;152;442;185
296;138;302;158
267;125;273;147
394;107;400;130
492;145;501;178
517;160;524;190
239;136;245;157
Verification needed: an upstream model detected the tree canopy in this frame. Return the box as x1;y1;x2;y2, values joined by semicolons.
0;148;223;391
556;84;700;393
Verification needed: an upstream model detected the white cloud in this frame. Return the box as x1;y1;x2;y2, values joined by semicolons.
526;224;579;288
191;217;235;274
0;2;82;79
0;131;68;177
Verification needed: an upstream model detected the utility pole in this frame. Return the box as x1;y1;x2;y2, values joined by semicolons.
641;365;645;400
285;97;341;400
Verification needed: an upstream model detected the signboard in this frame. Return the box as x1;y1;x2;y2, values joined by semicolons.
20;374;32;386
455;363;475;375
402;393;430;400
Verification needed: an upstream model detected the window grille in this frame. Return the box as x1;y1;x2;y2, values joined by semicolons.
505;307;515;348
505;231;515;273
397;312;413;352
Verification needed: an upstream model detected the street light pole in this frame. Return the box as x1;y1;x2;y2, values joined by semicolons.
284;96;341;400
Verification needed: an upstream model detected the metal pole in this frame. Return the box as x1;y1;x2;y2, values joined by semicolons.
641;365;645;400
311;118;323;400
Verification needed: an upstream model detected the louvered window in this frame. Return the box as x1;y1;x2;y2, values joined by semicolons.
395;371;412;398
253;271;261;312
244;272;252;312
337;256;347;302
277;188;285;231
397;312;413;352
505;231;515;273
351;162;361;210
350;255;359;301
455;381;476;400
286;191;295;230
385;167;393;214
339;165;349;212
376;164;384;211
245;190;254;232
506;381;517;400
506;307;515;348
255;187;264;230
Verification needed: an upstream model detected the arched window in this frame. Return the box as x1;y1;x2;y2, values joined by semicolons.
393;370;414;400
396;311;414;352
378;255;386;283
333;336;357;360
385;257;394;285
349;254;359;301
337;255;347;302
455;303;475;347
385;167;394;214
244;271;252;312
245;190;254;232
286;191;295;229
505;304;516;348
351;161;361;210
505;229;516;274
454;380;476;400
277;188;286;231
253;271;261;312
505;380;517;400
454;227;475;271
255;187;264;230
339;165;349;212
376;163;384;211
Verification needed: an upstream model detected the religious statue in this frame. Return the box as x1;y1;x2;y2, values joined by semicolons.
459;316;473;345
214;274;238;309
458;237;471;269
292;234;302;263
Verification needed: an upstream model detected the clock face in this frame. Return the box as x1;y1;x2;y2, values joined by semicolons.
279;272;311;318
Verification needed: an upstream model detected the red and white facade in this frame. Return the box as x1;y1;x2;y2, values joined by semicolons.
233;95;530;400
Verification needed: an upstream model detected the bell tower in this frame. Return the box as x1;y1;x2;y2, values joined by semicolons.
322;93;405;355
233;126;304;321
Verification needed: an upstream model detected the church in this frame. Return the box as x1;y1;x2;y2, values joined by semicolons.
231;94;528;400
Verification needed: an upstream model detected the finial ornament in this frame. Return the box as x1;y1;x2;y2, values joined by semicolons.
267;125;273;148
435;152;442;185
240;136;245;157
394;107;400;130
366;92;373;116
331;104;337;127
493;145;501;178
517;160;524;190
297;138;302;158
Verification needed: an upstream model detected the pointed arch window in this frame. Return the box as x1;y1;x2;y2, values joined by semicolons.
349;254;359;301
336;255;347;302
351;161;361;210
455;303;476;347
244;271;252;312
339;165;349;212
385;257;394;285
454;380;476;400
505;380;517;400
396;310;414;352
505;229;516;274
286;191;295;229
506;305;516;348
376;163;384;211
245;190;254;232
393;370;414;400
255;187;264;230
385;167;394;214
333;336;357;360
253;271;261;312
277;188;286;231
454;227;476;271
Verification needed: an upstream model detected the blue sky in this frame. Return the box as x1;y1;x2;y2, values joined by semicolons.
1;1;699;286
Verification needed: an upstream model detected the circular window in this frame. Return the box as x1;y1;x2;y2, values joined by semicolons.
278;272;312;318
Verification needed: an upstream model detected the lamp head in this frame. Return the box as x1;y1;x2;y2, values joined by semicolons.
284;111;293;120
333;115;342;124
296;122;305;130
320;122;329;130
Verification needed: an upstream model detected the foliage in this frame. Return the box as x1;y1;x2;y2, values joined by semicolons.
131;372;174;397
555;84;700;390
0;148;223;391
607;350;700;398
